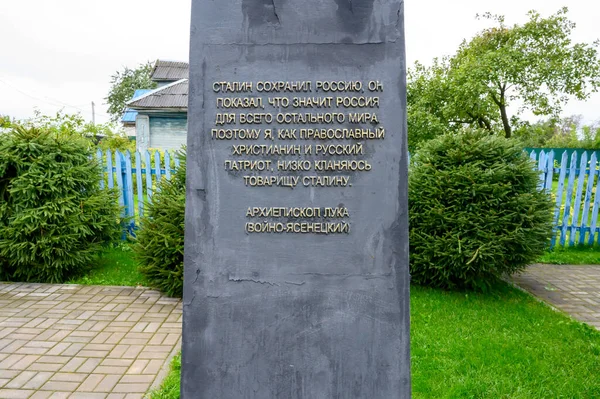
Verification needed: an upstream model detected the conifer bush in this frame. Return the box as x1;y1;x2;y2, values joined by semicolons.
409;130;553;290
0;126;120;283
133;151;185;298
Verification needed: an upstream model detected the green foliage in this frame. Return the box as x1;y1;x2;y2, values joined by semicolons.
105;61;157;122
538;245;600;265
514;115;600;149
0;115;14;128
147;353;181;399
20;110;134;152
133;151;185;297
409;130;554;290
411;283;600;398
0;125;120;283
97;134;136;153
408;8;600;146
68;243;146;286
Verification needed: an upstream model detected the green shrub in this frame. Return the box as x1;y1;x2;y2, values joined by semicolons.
0;125;120;283
409;130;553;290
133;151;185;297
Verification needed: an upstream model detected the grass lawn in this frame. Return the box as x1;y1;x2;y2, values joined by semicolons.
147;354;181;399
68;243;146;287
149;282;600;398
411;283;600;398
538;245;600;265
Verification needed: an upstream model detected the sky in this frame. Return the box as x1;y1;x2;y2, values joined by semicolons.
0;0;598;125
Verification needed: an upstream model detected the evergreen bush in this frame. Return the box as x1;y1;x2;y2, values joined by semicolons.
0;126;120;283
133;151;185;297
409;130;553;290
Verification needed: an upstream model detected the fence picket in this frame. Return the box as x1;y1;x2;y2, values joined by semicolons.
125;151;135;231
145;151;153;201
114;150;125;217
560;153;578;247
537;150;546;189
552;151;569;248
590;163;600;246
136;151;144;218
96;149;104;189
580;152;597;245
154;151;161;183
106;149;114;189
569;152;588;246
544;151;555;192
530;150;537;163
165;151;172;180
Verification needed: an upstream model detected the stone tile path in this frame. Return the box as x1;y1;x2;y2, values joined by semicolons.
0;283;182;399
511;264;600;330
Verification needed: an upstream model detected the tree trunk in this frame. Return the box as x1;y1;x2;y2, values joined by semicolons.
499;103;511;138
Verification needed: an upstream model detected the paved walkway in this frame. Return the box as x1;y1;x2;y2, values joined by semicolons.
511;264;600;330
0;283;182;399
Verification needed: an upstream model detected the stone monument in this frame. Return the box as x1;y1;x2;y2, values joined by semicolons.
182;0;410;397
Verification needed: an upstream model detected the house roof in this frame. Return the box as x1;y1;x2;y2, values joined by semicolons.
121;89;153;123
126;79;188;110
151;60;189;82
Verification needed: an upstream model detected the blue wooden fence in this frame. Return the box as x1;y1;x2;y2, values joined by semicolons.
528;149;600;248
96;149;179;238
100;147;598;247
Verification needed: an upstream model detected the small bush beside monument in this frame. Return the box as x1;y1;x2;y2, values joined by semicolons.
409;130;554;290
133;151;186;298
0;125;120;283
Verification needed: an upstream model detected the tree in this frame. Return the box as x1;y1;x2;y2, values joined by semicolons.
0;125;120;283
408;7;600;147
409;130;553;290
0;115;13;128
133;150;186;297
21;110;131;150
105;61;157;122
514;115;600;148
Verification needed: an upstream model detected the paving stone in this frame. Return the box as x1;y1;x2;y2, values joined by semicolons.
0;389;36;398
5;370;37;389
94;374;122;393
0;283;182;397
78;374;104;392
69;393;107;399
512;264;600;331
29;391;53;399
113;383;151;393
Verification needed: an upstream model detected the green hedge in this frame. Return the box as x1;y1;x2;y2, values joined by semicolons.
0;126;120;283
133;151;185;297
409;131;554;290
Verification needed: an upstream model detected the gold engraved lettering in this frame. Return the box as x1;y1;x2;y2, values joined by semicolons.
211;129;260;140
277;129;297;140
335;96;379;108
245;222;350;234
225;160;272;171
214;113;236;125
302;176;350;187
368;81;384;92
213;82;253;93
239;113;273;124
292;97;333;108
316;81;362;92
347;113;379;124
217;97;264;109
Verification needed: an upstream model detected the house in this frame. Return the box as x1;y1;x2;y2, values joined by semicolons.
125;60;189;152
121;89;152;139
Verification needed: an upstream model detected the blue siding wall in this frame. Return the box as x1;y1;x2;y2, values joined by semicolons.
149;116;187;151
